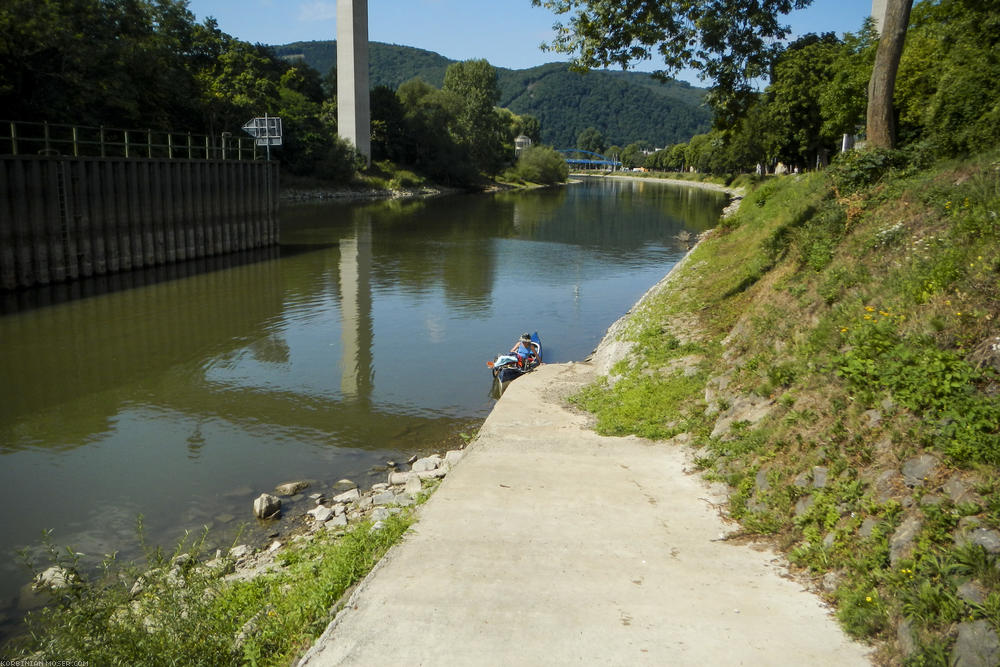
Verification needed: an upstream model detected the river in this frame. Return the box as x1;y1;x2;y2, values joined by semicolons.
0;176;726;637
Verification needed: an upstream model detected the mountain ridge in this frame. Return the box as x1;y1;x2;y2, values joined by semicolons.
270;40;712;149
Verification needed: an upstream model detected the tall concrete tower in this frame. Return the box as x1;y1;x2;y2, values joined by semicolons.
871;0;888;34
337;0;371;165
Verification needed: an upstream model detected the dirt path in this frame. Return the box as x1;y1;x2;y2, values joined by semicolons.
298;359;872;666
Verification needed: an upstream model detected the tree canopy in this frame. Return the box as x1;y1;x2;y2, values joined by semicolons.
634;0;1000;175
533;0;811;125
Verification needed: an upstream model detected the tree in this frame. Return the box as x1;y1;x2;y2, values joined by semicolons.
514;145;570;183
576;126;605;153
866;0;913;148
443;59;507;175
532;0;915;148
762;33;842;167
620;142;646;168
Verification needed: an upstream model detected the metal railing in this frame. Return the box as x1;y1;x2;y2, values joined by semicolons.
2;120;263;161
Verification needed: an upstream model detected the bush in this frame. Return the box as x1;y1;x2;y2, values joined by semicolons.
513;146;569;184
828;148;906;193
314;135;366;183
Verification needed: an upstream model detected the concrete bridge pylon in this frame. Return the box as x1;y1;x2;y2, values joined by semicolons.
337;0;371;165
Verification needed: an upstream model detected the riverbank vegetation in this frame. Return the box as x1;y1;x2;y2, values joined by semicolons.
626;0;999;176
574;150;1000;662
0;0;562;190
9;511;415;664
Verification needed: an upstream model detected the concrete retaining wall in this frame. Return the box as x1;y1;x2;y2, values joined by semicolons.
0;155;279;290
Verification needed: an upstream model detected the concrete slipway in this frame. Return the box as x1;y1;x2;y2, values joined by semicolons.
299;347;873;665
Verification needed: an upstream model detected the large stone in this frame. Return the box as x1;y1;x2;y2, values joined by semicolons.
792;471;811;490
372;491;396;506
811;466;829;489
443;449;464;470
411;455;442;473
901;454;939;487
229;544;253;561
33;566;73;591
862;409;882;428
873;469;903;502
253;493;282;519
710;395;774;440
859;517;879;539
897;618;918;660
951;620;1000;667
794;495;814;518
333;488;361;504
955;527;1000;554
404;476;422;495
388;472;413;485
274;480;309;496
944;474;980;504
308;506;335;522
958;581;988;605
754;469;770;493
889;515;922;565
324;514;348;529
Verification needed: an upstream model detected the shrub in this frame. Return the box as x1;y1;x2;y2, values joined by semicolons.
828;148;906;193
513;146;569;184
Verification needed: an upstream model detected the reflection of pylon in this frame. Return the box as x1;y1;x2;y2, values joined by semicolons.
337;0;371;165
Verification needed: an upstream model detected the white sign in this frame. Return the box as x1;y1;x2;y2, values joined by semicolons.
242;116;283;146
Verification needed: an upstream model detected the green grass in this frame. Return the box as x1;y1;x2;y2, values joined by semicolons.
12;514;413;665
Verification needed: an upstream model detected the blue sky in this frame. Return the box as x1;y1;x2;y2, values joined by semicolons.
185;0;876;85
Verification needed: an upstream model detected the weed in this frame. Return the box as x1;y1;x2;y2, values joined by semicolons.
13;515;413;665
837;581;890;638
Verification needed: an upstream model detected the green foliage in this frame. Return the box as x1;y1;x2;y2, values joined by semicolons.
274;42;712;149
795;200;847;272
835;312;1000;465
836;582;890;638
571;371;702;440
15;516;413;664
513;145;570;184
828;148;907;193
576;126;606;154
533;0;814;126
763;33;843;168
895;0;1000;156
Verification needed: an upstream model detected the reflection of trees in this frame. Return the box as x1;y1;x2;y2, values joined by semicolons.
249;334;290;364
365;197;504;314
515;178;727;251
0;255;286;449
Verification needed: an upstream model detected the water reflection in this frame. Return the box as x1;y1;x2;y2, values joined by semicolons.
0;177;727;635
338;214;373;402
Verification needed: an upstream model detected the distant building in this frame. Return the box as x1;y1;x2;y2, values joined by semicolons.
514;135;532;158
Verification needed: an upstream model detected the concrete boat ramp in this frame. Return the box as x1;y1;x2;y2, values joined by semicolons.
299;360;871;666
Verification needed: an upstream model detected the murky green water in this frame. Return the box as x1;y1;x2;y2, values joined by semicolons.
0;176;725;632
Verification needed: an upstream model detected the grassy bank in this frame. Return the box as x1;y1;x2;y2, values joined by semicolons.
8;512;415;665
575;151;1000;664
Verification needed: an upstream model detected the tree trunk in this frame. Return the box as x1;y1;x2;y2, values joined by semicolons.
866;0;914;148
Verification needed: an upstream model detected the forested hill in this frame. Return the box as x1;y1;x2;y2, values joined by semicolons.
271;40;712;148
